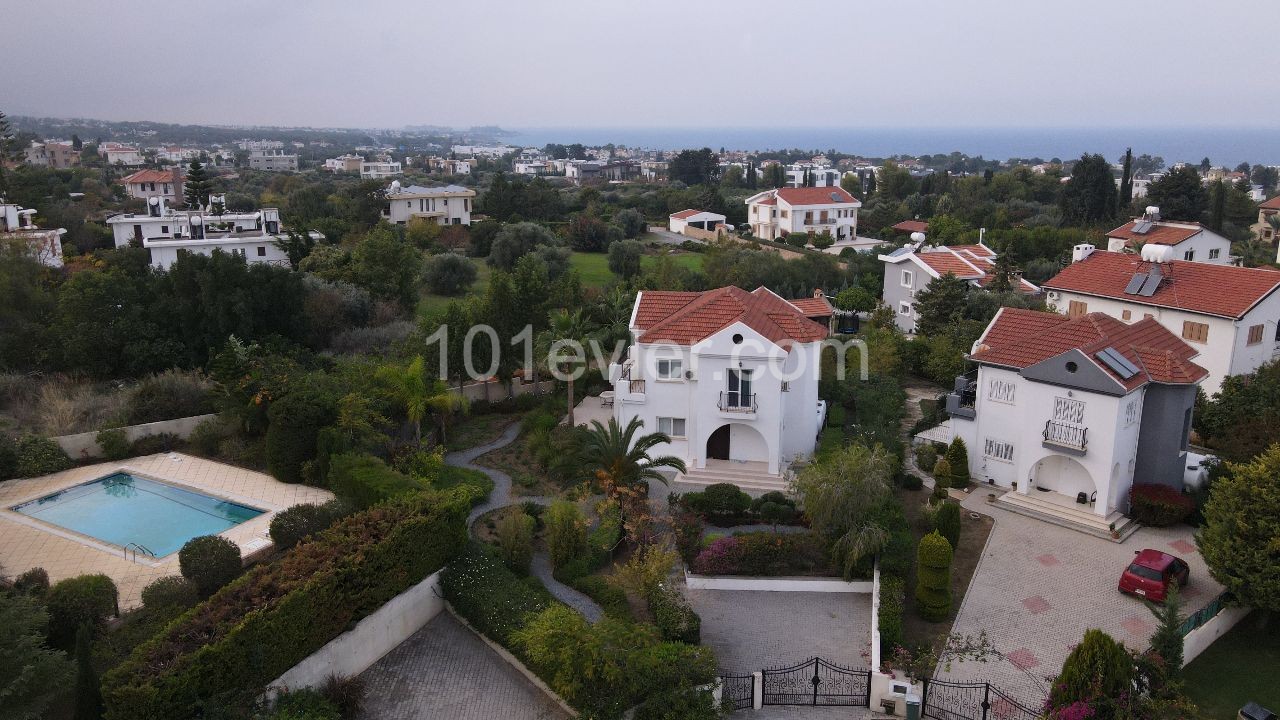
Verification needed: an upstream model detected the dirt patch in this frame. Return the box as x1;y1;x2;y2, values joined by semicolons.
445;412;520;451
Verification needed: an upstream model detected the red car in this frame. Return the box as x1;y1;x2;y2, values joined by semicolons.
1118;549;1189;602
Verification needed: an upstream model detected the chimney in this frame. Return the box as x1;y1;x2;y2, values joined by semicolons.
1072;243;1095;263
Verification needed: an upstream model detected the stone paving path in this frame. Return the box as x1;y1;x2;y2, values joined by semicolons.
446;421;604;623
357;613;568;720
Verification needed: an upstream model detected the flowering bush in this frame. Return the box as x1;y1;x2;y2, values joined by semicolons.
1129;483;1194;526
690;531;832;576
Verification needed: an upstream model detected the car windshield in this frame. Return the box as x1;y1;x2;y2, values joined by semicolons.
1127;563;1163;581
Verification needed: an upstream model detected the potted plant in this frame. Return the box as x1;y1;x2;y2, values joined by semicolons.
1108;521;1119;539
986;492;996;503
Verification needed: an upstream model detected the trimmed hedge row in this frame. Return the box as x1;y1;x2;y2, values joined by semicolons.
878;574;905;658
914;531;953;622
101;489;469;719
691;531;834;577
328;453;427;509
441;542;555;646
1129;482;1194;526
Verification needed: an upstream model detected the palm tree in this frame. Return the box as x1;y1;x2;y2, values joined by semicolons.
537;308;593;425
425;377;468;446
377;356;467;446
581;416;686;492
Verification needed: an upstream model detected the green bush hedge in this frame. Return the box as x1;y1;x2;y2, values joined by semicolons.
442;542;555;646
569;575;631;620
15;435;73;478
649;585;700;644
140;577;199;613
328;453;426;509
1129;483;1195;526
265;391;335;485
14;567;50;597
47;574;118;649
878;574;905;657
125;370;213;425
934;500;961;549
0;433;17;479
269;504;333;550
101;489;468;719
178;535;242;597
914;531;953;622
97;428;132;461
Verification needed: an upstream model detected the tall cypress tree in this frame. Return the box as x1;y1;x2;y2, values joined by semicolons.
74;624;102;720
1119;147;1134;211
183;159;213;209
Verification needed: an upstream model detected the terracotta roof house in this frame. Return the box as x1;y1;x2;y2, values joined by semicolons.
745;187;860;243
944;307;1206;537
1041;244;1280;393
608;286;830;487
1257;195;1280;246
120;169;181;204
1104;207;1234;265
878;242;1039;333
891;220;930;234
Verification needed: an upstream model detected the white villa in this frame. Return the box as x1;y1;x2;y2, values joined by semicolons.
1;200;65;267
945;307;1207;538
1104;207;1235;265
324;155;363;173
106;196;293;269
120;169;181;205
1042;244;1280;394
248;150;298;172
382;181;475;226
745;187;861;242
606;286;829;493
360;159;402;179
878;241;1040;333
100;142;143;166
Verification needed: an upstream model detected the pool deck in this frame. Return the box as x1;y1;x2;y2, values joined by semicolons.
0;453;332;609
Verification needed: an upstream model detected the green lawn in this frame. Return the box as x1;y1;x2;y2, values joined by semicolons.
1183;612;1280;719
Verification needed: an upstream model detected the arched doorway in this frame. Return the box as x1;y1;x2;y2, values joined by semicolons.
1031;455;1097;504
707;425;731;460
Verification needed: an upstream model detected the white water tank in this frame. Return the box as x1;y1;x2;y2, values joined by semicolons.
1141;243;1176;264
1072;243;1095;262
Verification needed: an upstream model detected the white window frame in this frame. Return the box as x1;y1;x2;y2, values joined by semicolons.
1183;249;1195;261
983;437;1014;463
656;358;683;380
898;301;912;316
987;379;1016;405
657;417;686;438
1124;399;1139;427
901;269;914;288
1209;248;1220;259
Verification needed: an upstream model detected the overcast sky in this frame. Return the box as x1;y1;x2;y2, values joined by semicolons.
4;0;1278;130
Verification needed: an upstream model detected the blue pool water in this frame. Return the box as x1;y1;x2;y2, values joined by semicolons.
11;473;264;557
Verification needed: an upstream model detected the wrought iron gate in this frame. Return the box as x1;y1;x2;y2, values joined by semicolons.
760;657;871;706
719;674;755;711
921;678;1043;720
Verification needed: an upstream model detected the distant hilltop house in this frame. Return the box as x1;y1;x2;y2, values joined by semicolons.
944;307;1206;538
744;186;861;243
423;157;473;175
120;168;182;205
237;139;285;152
106;196;304;270
1041;244;1280;394
1104;207;1235;265
878;240;1040;333
565;159;639;185
360;159;402;180
100;142;143;166
607;286;830;492
25;141;80;169
784;163;842;188
890;219;929;235
248;150;298;172
1;200;65;268
668;209;729;240
324;154;363;173
382;181;475;226
1257;195;1280;245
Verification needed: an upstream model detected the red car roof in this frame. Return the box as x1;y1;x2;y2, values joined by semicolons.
1132;548;1177;570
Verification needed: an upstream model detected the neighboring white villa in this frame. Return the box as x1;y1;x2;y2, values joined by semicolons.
784;163;842;188
745;187;861;242
878;240;1040;333
324;155;363;173
100;142;143;166
120;169;181;204
1104;207;1235;265
248;150;298;172
607;286;829;492
382;181;475;226
106;196;292;269
945;307;1207;538
360;159;402;179
1;200;65;268
1041;244;1280;394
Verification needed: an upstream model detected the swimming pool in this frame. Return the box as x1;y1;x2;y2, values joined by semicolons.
10;473;265;558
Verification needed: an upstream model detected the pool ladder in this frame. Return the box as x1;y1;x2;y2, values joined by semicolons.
125;543;157;562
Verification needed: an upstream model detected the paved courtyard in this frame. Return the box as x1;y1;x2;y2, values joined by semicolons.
940;491;1223;702
357;612;569;720
683;588;873;674
0;453;332;609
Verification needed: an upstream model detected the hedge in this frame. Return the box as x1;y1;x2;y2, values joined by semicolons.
46;574;119;649
1129;483;1194;526
15;435;73;478
265;390;335;485
691;531;834;577
555;502;623;581
101;489;468;719
678;487;801;528
327;453;427;509
649;585;700;644
442;542;555;647
934;500;961;549
914;531;953;622
570;575;631;620
878;574;905;657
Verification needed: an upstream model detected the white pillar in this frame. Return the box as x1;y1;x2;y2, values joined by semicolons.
752;671;763;710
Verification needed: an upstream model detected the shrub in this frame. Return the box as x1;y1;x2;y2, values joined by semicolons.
650;585;701;644
608;239;644;279
75;622;103;720
569;575;630;620
178;535;243;597
495;509;535;574
267;688;342;720
422;252;478;295
96;428;131;460
269;503;334;550
266;391;336;485
319;674;366;719
691;532;833;576
14;567;50;597
442;542;555;646
327;321;416;355
935;500;961;549
878;574;906;657
615;208;646;238
701;482;751;517
46;574;118;649
1048;629;1134;712
673;511;704;564
128;432;182;455
1129;483;1194;526
944;437;970;488
914;531;953;621
544;500;588;571
125;370;213;425
327;453;425;509
0;432;17;479
633;688;719;720
102;491;467;719
15;435;73;478
914;442;938;471
140;576;199;613
902;473;923;491
187;416;235;457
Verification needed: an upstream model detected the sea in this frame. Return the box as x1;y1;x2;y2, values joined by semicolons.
504;126;1280;167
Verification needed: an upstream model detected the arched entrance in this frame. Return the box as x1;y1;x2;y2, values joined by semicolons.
1031;455;1097;504
707;425;731;460
704;423;772;468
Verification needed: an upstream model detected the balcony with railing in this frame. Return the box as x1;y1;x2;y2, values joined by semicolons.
718;391;758;414
1043;421;1088;454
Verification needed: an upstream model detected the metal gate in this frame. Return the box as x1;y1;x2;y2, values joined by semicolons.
760;657;871;706
719;674;755;711
921;678;1043;720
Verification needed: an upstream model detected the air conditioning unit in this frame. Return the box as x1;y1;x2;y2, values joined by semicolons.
684;369;696;381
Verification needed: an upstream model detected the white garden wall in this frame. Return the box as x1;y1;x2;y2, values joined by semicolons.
1181;604;1251;667
53;414;216;459
684;571;873;593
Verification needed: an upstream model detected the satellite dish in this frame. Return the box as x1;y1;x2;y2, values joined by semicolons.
149;196;160;205
910;232;926;243
191;215;203;225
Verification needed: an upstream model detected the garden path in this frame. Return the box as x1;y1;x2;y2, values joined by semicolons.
446;421;604;623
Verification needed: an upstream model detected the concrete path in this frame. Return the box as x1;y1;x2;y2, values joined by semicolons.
446;420;604;623
357;613;568;720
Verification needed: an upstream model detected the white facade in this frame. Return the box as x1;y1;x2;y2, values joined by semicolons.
101;143;143;166
1105;217;1234;265
669;210;726;235
1;202;65;268
784;164;842;188
360;160;403;179
382;182;475;226
325;155;363;173
248;150;299;172
120;170;180;204
106;197;290;270
745;187;861;242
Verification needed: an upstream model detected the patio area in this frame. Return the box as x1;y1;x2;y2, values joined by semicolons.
568;393;613;428
0;453;332;609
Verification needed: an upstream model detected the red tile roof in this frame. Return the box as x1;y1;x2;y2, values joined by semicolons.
1042;251;1280;319
775;187;859;206
634;286;829;348
1261;196;1280;211
1107;220;1203;246
120;169;178;185
948;244;995;259
972;308;1206;388
789;296;834;317
917;250;984;278
891;220;929;233
670;209;702;219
